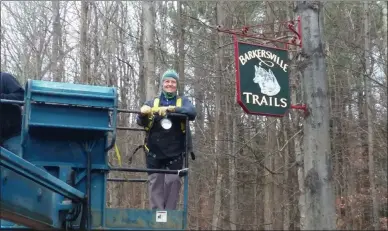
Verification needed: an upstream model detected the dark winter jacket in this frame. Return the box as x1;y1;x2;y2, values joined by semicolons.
0;72;25;144
136;93;196;159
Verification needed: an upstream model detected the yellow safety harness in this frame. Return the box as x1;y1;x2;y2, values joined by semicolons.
114;143;122;166
143;96;185;152
144;97;185;132
121;96;191;165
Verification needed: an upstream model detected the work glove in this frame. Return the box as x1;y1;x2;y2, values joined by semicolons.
166;105;176;112
140;105;152;115
158;106;176;116
156;107;168;117
151;106;160;114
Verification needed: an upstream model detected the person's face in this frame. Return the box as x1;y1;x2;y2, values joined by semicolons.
162;77;177;93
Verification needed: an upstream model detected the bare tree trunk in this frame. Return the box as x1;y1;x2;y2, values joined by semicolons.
273;132;283;230
296;124;305;230
287;3;302;229
193;64;205;229
157;1;168;71
383;2;388;81
92;2;100;83
142;1;156;99
345;69;358;230
263;5;275;229
212;163;223;230
264;118;275;230
253;167;260;229
80;0;89;84
283;7;297;229
211;2;225;230
106;4;119;87
51;0;61;82
263;3;284;229
138;3;145;104
177;1;185;95
140;1;156;210
229;106;237;230
296;2;336;229
363;2;380;230
282;120;290;230
35;7;50;78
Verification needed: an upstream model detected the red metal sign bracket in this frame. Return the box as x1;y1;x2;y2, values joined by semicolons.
217;16;308;116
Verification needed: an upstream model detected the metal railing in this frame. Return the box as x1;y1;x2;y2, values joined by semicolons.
1;97;191;230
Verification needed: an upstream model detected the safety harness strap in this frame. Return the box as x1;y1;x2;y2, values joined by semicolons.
144;98;160;132
144;97;185;133
142;96;185;153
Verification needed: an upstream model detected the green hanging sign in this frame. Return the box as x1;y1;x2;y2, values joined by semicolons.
234;40;290;117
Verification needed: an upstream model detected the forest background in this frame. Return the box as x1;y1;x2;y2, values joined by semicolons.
0;1;387;230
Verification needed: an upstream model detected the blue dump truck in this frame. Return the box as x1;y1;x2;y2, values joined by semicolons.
0;79;190;231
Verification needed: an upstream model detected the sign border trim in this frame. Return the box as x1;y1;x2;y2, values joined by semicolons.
234;35;291;117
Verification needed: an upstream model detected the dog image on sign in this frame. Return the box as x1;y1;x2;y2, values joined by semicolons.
156;211;167;222
253;65;281;96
